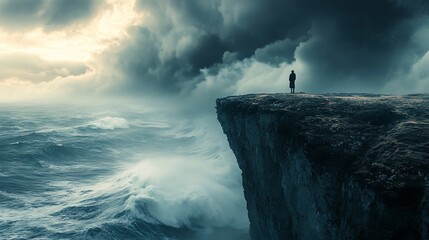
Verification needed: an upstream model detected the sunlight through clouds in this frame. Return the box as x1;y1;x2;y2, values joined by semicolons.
0;0;143;62
0;0;145;102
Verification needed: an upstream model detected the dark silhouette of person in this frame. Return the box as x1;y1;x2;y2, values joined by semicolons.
289;70;296;93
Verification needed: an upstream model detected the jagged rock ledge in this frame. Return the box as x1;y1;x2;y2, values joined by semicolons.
216;93;429;240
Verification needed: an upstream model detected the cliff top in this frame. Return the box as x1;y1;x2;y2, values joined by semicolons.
217;93;429;204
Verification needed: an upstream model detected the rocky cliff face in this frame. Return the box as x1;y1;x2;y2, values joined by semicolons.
216;94;429;240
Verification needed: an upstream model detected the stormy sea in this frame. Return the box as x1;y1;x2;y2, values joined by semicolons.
0;102;249;240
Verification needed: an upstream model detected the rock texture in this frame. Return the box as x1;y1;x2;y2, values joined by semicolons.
216;94;429;240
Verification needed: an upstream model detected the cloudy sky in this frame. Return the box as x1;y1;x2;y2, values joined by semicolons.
0;0;428;102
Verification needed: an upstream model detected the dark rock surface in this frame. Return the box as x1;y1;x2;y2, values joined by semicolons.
216;93;429;240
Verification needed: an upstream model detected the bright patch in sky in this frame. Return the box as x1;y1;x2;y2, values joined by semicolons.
0;0;143;62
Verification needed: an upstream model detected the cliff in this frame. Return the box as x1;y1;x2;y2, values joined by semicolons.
216;94;429;240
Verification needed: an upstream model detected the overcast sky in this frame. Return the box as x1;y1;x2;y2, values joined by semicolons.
0;0;428;102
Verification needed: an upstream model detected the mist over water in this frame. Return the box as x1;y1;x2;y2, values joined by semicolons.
0;102;249;239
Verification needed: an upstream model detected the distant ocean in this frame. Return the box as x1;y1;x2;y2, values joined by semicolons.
0;103;249;240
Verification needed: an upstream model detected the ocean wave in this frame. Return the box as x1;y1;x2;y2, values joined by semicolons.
116;155;249;230
30;116;130;134
0;106;249;239
87;117;129;130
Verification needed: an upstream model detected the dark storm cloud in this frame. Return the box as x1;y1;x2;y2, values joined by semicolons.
254;38;304;66
115;0;429;94
0;0;103;31
293;0;429;92
114;0;309;93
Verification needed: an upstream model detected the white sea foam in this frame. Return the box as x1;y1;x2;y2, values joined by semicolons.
113;119;249;230
121;156;249;229
88;117;129;130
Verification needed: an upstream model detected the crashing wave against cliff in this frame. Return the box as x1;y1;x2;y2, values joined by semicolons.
217;93;429;240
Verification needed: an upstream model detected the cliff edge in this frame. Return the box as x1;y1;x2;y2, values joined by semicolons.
216;94;429;240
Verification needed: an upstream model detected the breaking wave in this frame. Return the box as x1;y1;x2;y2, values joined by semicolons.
87;117;130;130
0;104;249;240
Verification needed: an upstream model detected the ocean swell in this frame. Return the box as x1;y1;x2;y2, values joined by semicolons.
0;105;249;239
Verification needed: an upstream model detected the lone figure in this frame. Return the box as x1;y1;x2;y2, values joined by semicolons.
289;70;296;94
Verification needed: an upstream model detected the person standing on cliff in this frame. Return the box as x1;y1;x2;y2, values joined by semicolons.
289;70;296;94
